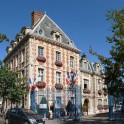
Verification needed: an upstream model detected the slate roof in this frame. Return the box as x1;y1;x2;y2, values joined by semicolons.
79;57;104;75
31;14;78;50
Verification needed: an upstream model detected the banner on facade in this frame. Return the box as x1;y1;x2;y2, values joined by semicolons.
39;104;47;109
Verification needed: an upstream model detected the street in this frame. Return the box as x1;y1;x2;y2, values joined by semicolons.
0;112;124;124
46;112;124;124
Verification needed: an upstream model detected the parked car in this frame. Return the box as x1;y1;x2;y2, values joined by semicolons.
5;108;45;124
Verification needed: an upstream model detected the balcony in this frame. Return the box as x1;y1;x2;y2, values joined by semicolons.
83;88;91;94
36;81;46;89
55;60;63;67
55;83;63;90
36;56;46;62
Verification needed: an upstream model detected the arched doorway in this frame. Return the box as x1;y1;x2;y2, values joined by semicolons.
82;98;89;115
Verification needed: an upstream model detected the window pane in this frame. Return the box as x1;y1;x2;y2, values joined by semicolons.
22;49;25;62
16;55;18;67
56;72;61;83
84;84;87;89
98;99;102;105
38;68;44;81
70;56;74;67
56;52;61;61
84;79;89;89
98;82;100;90
38;47;44;56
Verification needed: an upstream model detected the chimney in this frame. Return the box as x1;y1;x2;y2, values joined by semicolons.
32;11;44;27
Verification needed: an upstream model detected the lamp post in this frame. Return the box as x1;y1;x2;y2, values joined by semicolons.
70;71;77;121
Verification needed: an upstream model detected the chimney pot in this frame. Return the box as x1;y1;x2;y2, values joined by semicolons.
32;11;44;27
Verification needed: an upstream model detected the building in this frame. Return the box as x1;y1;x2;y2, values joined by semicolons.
4;11;108;115
80;54;108;114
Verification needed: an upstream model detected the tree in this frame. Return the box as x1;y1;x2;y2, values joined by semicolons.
0;62;28;111
0;33;9;42
90;8;124;97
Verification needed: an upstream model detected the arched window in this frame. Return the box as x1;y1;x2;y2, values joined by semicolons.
98;99;102;105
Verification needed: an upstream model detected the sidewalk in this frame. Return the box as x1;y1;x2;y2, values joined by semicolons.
83;112;124;124
45;112;124;124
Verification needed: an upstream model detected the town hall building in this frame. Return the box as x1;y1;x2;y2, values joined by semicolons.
4;11;108;116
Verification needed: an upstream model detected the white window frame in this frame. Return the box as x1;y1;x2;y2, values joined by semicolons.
38;46;44;56
98;82;100;90
21;49;25;63
56;51;61;61
98;99;102;105
104;100;107;105
70;56;74;68
56;72;61;83
84;79;89;89
15;55;18;67
38;68;44;82
10;59;13;69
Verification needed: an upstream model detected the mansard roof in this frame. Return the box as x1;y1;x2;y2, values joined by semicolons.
79;55;104;75
30;14;79;50
4;11;81;61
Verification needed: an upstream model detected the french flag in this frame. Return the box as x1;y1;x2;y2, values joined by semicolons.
32;77;36;90
72;71;78;87
28;78;32;91
66;71;70;84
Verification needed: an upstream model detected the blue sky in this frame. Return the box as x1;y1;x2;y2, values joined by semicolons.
0;0;124;62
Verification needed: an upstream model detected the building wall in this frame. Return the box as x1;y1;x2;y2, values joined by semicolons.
80;58;108;115
3;11;108;114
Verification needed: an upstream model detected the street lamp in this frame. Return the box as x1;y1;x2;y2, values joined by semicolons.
70;71;77;121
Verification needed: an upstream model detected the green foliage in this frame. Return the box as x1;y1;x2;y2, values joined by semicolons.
0;61;28;111
90;8;124;97
0;33;9;42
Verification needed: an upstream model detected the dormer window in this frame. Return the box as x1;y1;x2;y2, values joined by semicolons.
84;62;87;69
39;29;42;34
55;33;60;42
51;30;62;42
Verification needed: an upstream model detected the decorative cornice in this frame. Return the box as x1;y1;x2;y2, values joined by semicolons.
29;34;81;54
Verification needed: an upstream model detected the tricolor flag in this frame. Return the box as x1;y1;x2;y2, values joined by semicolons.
32;77;36;90
66;71;70;84
28;78;32;90
72;70;78;87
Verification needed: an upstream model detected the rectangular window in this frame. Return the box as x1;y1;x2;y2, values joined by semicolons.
70;56;74;68
98;99;102;105
56;72;61;83
38;47;44;56
98;81;100;90
84;79;89;89
10;59;13;69
38;68;44;81
104;100;107;105
22;49;25;63
56;51;61;61
15;55;18;67
22;70;25;78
